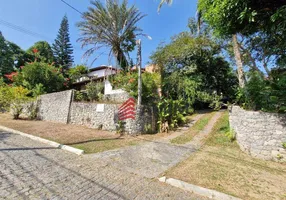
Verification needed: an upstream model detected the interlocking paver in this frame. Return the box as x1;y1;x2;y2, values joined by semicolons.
0;131;207;200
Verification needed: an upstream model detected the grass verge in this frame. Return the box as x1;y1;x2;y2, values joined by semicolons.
165;111;286;200
170;112;215;144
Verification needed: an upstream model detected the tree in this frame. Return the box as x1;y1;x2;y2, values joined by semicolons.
150;31;237;104
0;32;14;79
52;15;73;71
77;0;146;71
27;41;54;63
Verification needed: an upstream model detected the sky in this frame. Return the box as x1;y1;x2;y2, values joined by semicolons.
0;0;198;69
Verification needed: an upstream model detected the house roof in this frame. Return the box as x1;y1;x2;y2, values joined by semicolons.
89;65;117;72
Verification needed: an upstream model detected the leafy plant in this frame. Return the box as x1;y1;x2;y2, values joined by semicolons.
86;81;104;102
116;120;125;135
282;142;286;149
68;65;88;82
13;61;66;94
9;86;31;119
225;129;236;142
157;98;186;132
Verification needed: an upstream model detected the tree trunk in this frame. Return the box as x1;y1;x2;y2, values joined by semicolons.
136;40;142;106
232;34;246;88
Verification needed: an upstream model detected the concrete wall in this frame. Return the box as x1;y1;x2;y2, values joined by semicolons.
37;90;73;123
229;106;286;162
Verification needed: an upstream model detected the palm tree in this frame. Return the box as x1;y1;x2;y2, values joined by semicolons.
158;0;173;11
77;0;146;70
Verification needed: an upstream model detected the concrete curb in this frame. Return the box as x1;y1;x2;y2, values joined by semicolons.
0;125;84;155
159;176;241;200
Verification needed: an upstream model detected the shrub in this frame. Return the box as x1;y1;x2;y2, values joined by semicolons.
13;61;66;95
112;71;160;105
157;98;186;132
86;81;104;102
9;86;31;119
68;65;88;82
236;69;286;113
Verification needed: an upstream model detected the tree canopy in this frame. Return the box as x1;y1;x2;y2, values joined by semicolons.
27;41;54;63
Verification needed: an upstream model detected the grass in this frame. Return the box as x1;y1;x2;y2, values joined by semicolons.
170;112;215;144
72;137;140;153
165;111;286;200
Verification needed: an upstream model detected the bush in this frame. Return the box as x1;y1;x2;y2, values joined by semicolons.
68;65;88;82
112;71;160;105
86;81;104;102
13;61;66;95
157;98;186;132
236;69;286;113
9;86;31;119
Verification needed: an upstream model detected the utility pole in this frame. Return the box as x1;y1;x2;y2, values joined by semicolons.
136;39;142;106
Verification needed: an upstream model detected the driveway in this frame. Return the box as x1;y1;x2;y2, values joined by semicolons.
0;131;206;200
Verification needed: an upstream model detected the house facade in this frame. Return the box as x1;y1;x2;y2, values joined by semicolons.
72;65;117;90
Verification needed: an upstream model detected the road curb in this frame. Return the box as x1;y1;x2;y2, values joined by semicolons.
0;125;84;155
159;176;241;200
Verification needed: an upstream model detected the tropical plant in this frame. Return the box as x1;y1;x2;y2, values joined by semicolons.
77;0;146;70
52;15;74;70
158;0;173;11
86;81;104;102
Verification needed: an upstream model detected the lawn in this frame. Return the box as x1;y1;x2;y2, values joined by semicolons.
165;112;286;200
170;112;215;144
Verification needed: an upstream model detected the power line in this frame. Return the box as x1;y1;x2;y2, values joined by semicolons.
60;0;83;15
0;18;52;41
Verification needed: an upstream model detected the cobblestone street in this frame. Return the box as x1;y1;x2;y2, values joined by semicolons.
0;131;206;200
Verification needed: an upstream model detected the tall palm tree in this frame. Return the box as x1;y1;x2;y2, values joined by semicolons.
77;0;146;70
158;0;173;11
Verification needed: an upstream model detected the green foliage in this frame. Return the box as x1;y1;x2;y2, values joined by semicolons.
74;90;88;102
52;15;73;70
68;65;88;82
157;98;186;132
77;0;145;70
282;142;286;149
116;120;126;135
0;32;14;79
112;71;160;105
27;41;54;63
86;81;104;102
13;62;66;95
150;32;236;109
236;69;286;113
0;81;12;111
9;86;31;119
225;129;236;142
198;0;286;67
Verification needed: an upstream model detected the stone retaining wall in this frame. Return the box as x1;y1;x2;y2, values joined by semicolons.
69;102;157;135
229;106;286;161
33;90;156;135
37;90;73;123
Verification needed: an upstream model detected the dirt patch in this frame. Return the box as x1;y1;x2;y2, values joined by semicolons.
0;113;116;144
165;112;286;200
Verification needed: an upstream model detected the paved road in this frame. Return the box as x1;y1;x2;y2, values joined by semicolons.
0;131;206;200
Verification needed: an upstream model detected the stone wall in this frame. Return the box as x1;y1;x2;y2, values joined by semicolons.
69;102;119;131
37;90;73;123
69;102;157;135
229;106;286;161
